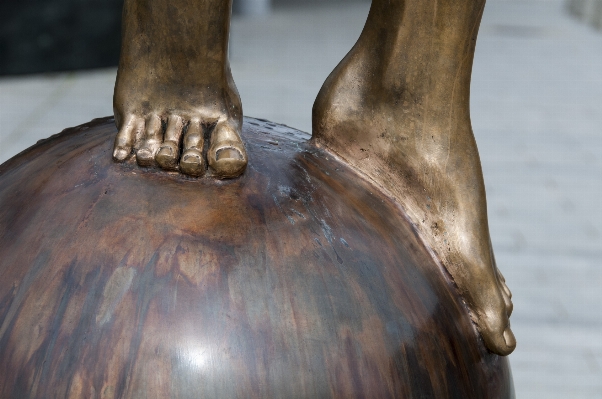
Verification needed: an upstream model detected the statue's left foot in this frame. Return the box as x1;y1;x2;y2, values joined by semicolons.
312;3;515;353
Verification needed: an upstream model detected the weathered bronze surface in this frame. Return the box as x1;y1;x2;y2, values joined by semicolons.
111;0;515;356
0;118;514;398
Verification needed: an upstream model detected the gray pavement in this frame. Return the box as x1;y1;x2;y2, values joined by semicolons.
1;0;601;397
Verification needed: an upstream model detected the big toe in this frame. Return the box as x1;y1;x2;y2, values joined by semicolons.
208;124;247;179
480;311;516;356
489;326;516;356
213;147;246;178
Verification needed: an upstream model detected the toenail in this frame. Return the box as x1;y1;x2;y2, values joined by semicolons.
183;154;200;163
216;147;243;161
158;146;173;157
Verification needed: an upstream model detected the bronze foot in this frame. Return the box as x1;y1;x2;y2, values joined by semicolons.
313;0;515;355
112;0;247;179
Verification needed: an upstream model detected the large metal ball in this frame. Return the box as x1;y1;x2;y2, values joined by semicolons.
0;118;513;398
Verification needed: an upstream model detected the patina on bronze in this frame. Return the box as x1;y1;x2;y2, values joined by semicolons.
112;0;515;356
0;118;514;398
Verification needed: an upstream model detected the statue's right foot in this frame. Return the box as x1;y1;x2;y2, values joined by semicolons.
113;112;247;179
112;0;247;179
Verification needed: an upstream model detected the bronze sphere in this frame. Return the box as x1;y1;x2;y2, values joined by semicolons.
0;118;513;398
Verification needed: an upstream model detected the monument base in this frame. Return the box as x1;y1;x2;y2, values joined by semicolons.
0;117;514;398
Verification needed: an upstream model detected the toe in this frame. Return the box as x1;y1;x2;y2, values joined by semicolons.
500;278;512;298
496;268;513;316
478;296;516;356
497;269;512;298
503;293;514;318
483;323;516;357
208;123;247;179
156;143;179;170
180;119;205;177
113;115;144;162
180;149;205;177
136;114;162;167
156;115;185;171
503;327;516;350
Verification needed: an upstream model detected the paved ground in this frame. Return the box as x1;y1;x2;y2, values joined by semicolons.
1;0;601;397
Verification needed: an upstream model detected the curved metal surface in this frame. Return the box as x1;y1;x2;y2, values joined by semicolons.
0;118;513;398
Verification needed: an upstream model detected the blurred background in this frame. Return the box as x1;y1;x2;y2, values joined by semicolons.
1;0;601;397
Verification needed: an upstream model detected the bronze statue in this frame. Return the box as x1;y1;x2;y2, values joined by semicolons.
112;0;514;356
0;0;516;396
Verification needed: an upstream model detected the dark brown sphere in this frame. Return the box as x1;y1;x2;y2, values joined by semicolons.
0;118;513;398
